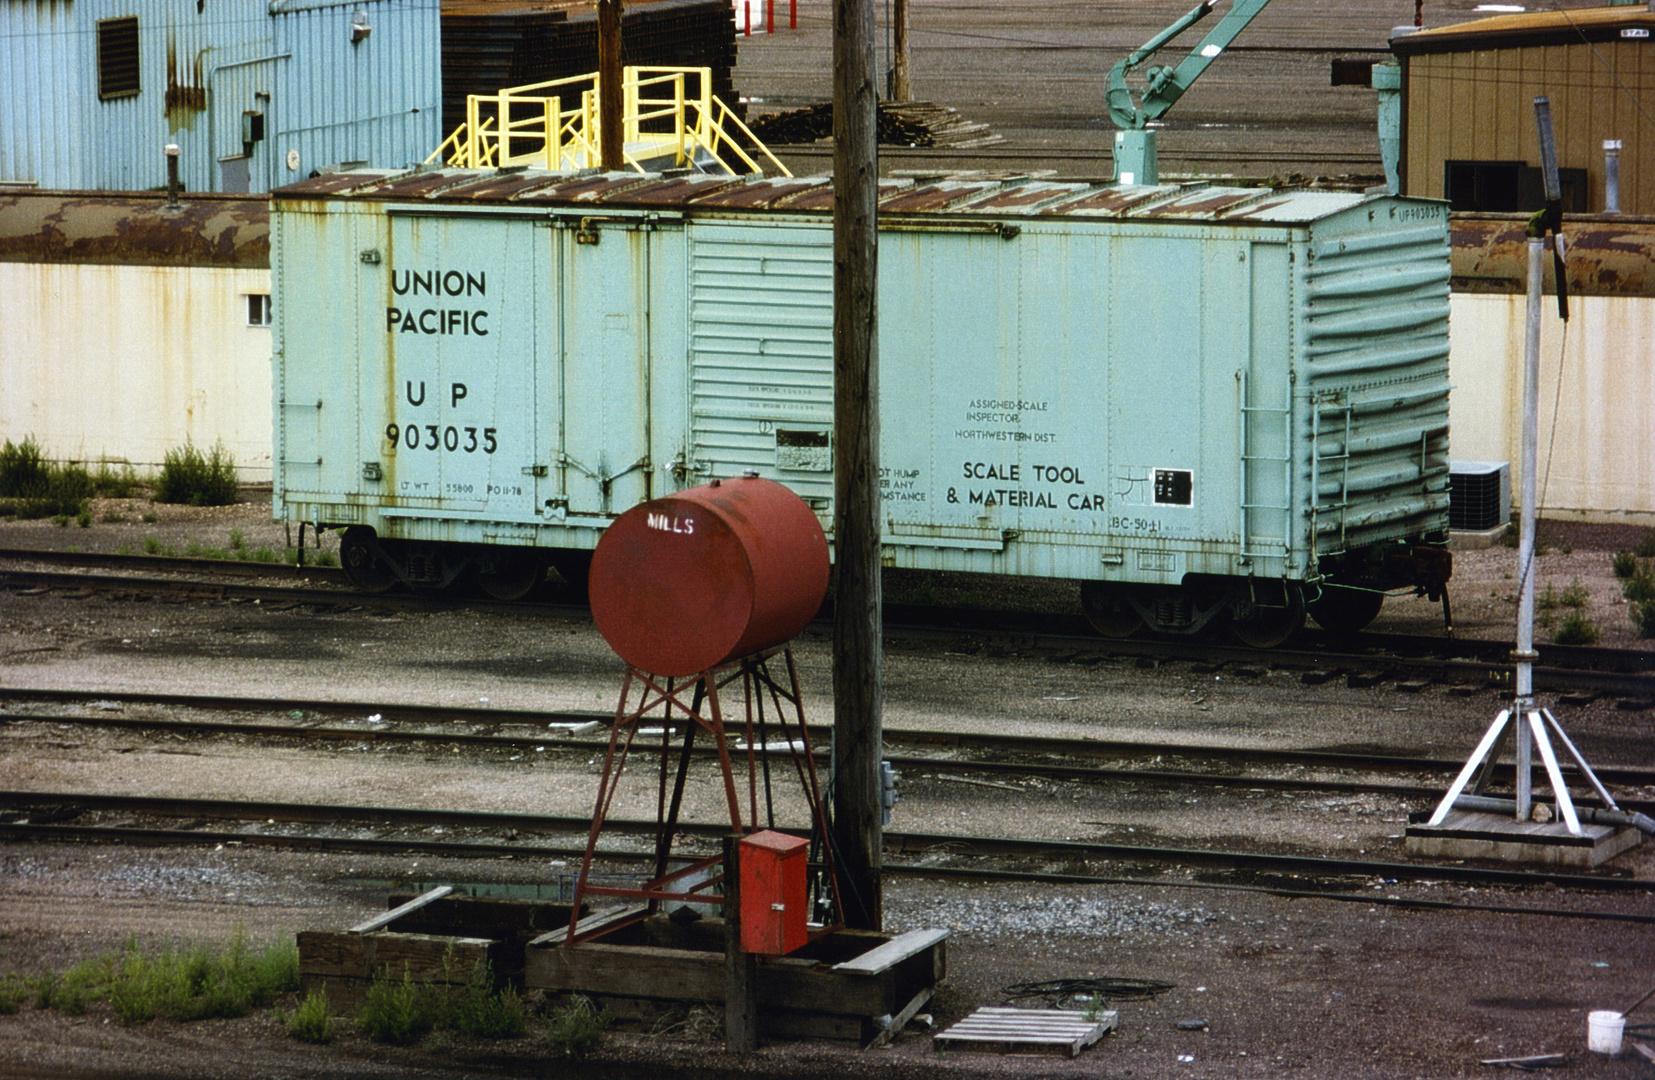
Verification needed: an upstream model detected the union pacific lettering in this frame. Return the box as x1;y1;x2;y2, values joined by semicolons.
387;268;490;336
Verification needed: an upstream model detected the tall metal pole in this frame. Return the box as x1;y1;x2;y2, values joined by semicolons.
892;0;911;101
1514;233;1541;820
832;0;883;931
598;0;624;171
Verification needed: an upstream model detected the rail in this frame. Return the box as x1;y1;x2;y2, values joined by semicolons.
427;66;790;178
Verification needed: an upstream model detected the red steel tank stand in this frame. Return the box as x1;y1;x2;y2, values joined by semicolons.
565;645;844;945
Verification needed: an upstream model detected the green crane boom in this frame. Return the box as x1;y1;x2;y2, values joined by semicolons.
1105;0;1274;185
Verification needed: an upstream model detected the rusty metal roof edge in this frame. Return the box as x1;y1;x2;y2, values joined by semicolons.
0;190;269;269
1453;210;1655;228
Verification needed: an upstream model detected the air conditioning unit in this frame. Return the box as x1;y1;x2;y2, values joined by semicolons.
1449;460;1510;532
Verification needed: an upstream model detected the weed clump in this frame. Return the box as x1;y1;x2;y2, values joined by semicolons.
1553;611;1601;646
357;969;441;1045
1612;551;1639;579
0;976;26;1014
356;960;531;1045
1624;566;1655;606
154;441;239;506
544;994;610;1058
283;988;335;1044
1631;600;1655;640
0;436;52;498
0;437;95;519
91;462;141;498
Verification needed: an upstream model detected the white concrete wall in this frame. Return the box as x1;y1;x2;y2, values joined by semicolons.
1448;292;1655;525
1;266;1649;518
0;263;273;483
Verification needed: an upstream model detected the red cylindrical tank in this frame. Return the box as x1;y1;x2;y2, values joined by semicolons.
588;476;829;677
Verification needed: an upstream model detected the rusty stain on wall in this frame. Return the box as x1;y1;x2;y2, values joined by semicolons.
165;41;208;127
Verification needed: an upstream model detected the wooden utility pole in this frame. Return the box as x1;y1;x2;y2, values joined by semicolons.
598;0;624;170
832;0;882;932
892;0;911;102
723;835;757;1052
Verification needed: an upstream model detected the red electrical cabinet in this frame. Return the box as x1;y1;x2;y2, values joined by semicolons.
738;830;810;955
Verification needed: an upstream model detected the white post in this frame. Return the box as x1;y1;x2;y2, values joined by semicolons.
1513;234;1543;821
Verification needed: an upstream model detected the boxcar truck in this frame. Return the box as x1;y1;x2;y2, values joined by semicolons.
271;171;1452;645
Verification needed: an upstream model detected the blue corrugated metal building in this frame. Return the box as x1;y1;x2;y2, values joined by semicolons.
0;0;440;193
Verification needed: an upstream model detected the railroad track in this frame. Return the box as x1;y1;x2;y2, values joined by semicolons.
6;688;1653;812
2;792;1651;926
7;551;1655;699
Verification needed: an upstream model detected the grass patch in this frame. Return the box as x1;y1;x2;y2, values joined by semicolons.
1637;531;1655;559
282;988;335;1044
1613;551;1639;579
105;934;297;1025
312;549;338;568
154;441;239;507
21;933;297;1026
544;994;610;1059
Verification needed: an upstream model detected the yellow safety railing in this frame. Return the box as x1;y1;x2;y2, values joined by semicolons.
425;66;790;178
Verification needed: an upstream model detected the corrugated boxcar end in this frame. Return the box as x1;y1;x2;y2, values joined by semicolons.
1299;196;1453;603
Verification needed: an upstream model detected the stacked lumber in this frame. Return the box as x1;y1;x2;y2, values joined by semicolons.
748;101;1004;147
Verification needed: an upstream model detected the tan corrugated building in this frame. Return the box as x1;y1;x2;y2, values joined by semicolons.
1393;4;1654;216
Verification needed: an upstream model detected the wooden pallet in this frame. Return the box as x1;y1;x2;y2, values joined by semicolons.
933;1006;1117;1057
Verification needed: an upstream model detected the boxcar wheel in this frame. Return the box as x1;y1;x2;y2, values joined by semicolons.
478;549;546;602
340;527;397;593
1308;585;1385;635
1080;581;1144;639
1230;584;1305;648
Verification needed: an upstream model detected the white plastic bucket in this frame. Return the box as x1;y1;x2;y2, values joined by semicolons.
1587;1010;1625;1055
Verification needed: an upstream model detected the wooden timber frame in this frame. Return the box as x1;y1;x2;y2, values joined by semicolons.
298;887;584;1010
565;645;845;945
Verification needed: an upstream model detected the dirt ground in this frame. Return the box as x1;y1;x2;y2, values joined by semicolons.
3;492;1655;1080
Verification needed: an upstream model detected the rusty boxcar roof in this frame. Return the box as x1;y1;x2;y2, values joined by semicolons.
0;192;269;268
271;168;1396;226
1451;213;1655;298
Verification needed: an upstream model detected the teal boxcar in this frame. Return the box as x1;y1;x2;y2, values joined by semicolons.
272;170;1452;643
